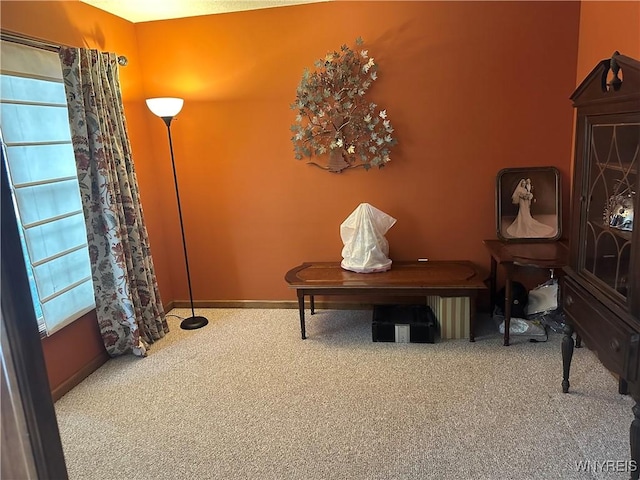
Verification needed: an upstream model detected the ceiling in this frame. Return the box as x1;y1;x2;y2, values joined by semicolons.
79;0;329;23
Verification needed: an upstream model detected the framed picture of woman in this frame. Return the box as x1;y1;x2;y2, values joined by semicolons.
496;166;561;242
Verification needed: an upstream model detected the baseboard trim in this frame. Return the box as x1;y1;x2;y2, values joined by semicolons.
166;299;434;310
51;350;109;402
164;300;175;312
165;294;492;314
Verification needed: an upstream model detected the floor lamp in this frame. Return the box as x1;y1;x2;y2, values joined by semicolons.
146;97;208;330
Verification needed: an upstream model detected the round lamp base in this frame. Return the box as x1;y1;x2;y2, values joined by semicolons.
180;315;208;330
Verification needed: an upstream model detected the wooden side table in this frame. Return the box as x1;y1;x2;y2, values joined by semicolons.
483;239;569;346
285;261;487;340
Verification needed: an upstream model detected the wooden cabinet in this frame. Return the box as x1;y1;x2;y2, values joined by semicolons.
562;52;640;478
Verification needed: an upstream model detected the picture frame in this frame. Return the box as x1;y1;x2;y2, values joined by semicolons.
496;166;561;242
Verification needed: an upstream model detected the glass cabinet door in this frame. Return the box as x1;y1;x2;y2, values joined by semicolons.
581;117;638;301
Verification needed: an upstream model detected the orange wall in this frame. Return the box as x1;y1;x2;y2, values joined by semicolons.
576;1;640;84
41;311;108;400
135;1;581;302
15;1;640;306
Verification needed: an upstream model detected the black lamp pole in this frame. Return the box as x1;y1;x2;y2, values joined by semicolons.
161;115;208;330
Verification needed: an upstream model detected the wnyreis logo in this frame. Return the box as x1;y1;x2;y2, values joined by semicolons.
575;460;637;473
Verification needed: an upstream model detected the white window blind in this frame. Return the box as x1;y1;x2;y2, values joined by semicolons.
0;40;95;336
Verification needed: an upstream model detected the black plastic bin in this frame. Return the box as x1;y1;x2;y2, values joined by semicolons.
372;304;437;343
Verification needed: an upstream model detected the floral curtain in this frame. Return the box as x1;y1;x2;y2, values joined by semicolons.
59;47;168;357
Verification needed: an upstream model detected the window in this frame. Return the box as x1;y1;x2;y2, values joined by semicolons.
0;40;95;336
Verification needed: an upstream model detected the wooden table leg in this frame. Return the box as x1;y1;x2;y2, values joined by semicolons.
297;290;306;339
562;323;574;393
620;378;629;395
310;295;315;315
469;293;477;342
489;256;497;313
503;278;512;346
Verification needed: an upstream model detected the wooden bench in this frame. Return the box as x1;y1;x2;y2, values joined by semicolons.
285;261;487;340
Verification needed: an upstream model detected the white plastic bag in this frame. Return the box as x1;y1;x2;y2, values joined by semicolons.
525;279;558;316
340;203;396;273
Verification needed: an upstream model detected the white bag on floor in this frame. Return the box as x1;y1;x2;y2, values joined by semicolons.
526;279;559;316
340;203;396;273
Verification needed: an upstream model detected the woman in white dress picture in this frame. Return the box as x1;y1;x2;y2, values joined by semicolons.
506;177;556;238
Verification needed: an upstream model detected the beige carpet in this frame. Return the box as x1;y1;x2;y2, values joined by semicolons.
55;308;634;479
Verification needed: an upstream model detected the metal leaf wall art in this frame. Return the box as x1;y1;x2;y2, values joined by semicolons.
290;38;397;173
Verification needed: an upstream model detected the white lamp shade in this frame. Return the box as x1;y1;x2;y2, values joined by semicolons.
146;97;184;118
